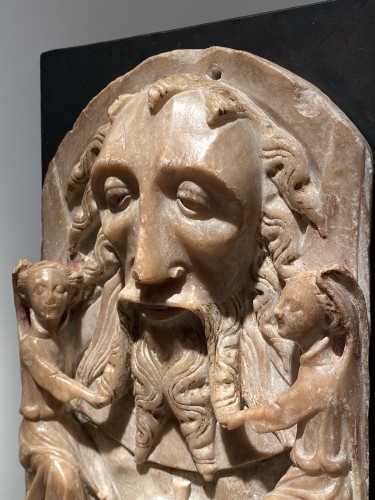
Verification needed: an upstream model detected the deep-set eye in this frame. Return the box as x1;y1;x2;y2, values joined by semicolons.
176;181;212;219
104;177;132;213
54;284;66;294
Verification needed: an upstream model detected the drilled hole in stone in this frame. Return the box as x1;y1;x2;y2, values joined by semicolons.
208;66;222;80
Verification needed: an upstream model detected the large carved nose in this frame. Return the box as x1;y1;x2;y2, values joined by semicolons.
131;211;186;286
132;264;185;285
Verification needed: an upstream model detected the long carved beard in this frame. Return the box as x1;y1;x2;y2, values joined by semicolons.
195;294;244;424
131;322;216;480
131;294;244;481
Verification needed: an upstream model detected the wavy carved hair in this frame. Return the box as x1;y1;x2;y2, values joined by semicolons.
71;74;324;395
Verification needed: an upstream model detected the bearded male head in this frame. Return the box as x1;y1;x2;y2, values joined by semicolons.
74;73;322;480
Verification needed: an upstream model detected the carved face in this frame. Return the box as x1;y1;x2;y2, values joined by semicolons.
274;276;325;343
27;267;69;325
91;90;262;325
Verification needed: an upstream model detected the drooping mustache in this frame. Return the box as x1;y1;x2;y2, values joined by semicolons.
118;274;187;311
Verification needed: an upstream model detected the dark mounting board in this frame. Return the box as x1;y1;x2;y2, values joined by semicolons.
41;0;375;180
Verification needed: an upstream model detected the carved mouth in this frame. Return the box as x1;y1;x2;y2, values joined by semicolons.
276;319;289;337
135;303;187;322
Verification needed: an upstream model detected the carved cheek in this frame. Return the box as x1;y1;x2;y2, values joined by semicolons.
30;296;43;316
58;294;69;312
172;217;240;254
100;208;136;259
168;192;243;255
288;310;307;335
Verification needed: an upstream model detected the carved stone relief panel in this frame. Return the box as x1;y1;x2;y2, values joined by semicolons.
14;47;371;499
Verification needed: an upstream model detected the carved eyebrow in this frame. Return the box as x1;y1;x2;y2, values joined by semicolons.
157;164;244;208
91;159;133;180
91;160;138;203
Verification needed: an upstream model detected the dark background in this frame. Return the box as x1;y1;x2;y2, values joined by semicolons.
41;0;375;179
40;0;374;492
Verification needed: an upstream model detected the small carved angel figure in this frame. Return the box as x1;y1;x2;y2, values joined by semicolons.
13;260;113;500
224;269;357;499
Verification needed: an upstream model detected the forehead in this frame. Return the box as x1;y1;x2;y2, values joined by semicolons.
29;267;67;283
281;276;317;301
97;89;261;200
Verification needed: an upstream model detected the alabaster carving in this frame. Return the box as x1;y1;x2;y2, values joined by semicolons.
13;260;115;498
225;269;362;498
13;47;371;499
